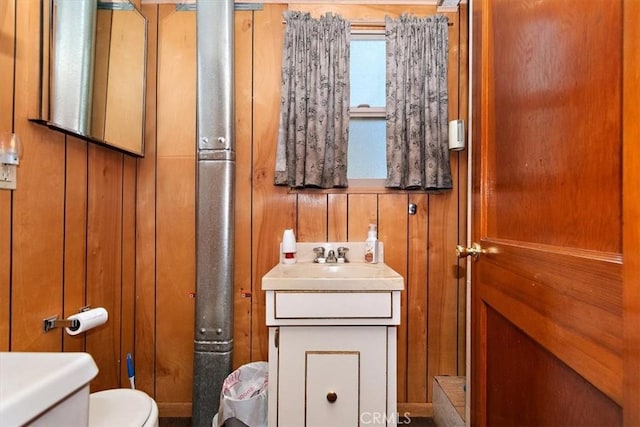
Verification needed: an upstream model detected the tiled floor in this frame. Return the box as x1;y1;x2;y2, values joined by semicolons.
159;417;436;426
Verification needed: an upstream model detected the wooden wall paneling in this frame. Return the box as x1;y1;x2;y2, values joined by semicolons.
11;0;66;352
623;1;640;424
136;3;159;397
378;194;409;402
120;154;137;386
233;9;254;369
251;3;294;362
62;137;88;353
406;193;428;403
346;194;377;242
327;193;347;241
86;145;124;390
0;183;9;350
0;0;15;127
9;122;65;350
456;2;469;376
426;189;459;401
297;193;328;241
0;0;16;351
425;9;462;402
155;5;196;411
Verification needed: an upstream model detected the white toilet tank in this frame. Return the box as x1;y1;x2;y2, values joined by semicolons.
0;352;98;426
0;352;158;427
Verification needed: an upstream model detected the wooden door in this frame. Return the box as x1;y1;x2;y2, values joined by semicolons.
470;0;624;425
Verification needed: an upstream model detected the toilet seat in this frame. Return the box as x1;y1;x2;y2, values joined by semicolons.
89;389;159;427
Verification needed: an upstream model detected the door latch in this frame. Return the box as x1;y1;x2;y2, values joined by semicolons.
456;243;484;261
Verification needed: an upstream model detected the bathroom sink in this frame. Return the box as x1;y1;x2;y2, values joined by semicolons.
0;352;98;426
262;242;403;291
262;261;403;290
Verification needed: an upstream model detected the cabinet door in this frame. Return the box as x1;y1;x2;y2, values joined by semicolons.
306;351;359;427
276;326;389;427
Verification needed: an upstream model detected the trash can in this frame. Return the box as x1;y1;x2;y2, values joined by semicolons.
212;361;268;427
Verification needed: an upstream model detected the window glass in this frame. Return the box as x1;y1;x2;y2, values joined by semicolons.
350;39;385;107
348;118;386;180
348;35;386;182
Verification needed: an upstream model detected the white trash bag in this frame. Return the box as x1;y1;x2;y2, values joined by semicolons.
213;361;268;427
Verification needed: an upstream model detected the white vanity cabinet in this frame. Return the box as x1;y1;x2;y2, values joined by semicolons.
262;243;404;427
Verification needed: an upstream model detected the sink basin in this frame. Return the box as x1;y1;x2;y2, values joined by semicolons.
263;241;404;290
263;261;403;292
0;352;98;426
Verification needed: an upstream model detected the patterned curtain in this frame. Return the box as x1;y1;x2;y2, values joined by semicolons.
274;11;351;189
385;14;452;191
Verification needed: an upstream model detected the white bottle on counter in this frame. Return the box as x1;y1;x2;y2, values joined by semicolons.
364;224;378;263
282;229;297;264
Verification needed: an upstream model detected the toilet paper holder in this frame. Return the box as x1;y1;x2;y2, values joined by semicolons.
42;306;91;332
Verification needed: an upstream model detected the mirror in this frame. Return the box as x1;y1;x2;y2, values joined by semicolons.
32;0;147;156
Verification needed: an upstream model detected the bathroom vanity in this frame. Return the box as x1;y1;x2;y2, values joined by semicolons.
262;242;404;427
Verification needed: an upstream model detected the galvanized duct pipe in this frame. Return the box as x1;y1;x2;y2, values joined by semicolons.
193;0;235;425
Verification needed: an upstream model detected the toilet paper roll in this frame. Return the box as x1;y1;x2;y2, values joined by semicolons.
65;307;108;335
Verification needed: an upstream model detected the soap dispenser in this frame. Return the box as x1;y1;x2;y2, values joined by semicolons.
364;224;378;264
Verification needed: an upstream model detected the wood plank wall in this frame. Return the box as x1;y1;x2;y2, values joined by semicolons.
2;0;140;391
0;0;468;418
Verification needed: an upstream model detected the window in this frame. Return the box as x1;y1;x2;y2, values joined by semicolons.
348;31;386;183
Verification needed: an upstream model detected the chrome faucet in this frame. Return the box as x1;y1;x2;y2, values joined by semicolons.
313;245;349;263
313;247;326;263
337;246;349;263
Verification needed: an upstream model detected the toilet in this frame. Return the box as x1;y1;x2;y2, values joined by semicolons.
0;352;159;427
89;389;159;427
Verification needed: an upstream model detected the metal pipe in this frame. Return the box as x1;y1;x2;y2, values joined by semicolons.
193;0;235;426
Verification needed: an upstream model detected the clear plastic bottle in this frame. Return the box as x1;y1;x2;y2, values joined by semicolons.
364;224;378;263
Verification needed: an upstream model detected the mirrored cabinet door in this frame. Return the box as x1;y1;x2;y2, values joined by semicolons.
32;0;147;157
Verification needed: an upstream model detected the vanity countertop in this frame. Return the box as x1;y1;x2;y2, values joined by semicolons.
262;242;404;291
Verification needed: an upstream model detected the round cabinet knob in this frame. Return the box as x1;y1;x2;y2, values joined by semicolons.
326;391;338;403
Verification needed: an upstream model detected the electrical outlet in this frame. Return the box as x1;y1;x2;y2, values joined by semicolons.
0;164;17;190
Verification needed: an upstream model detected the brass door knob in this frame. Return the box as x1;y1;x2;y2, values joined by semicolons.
326;391;337;403
456;243;483;260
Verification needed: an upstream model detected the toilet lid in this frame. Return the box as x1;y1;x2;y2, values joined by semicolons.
89;389;152;427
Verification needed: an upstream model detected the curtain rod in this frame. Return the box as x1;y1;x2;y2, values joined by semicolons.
282;19;454;27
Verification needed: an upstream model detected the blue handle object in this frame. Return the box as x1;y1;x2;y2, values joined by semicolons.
126;353;135;389
127;353;134;377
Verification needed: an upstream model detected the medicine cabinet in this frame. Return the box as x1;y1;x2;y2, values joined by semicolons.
31;0;147;157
